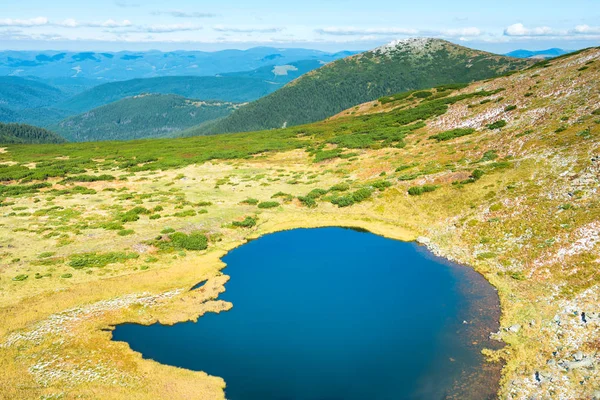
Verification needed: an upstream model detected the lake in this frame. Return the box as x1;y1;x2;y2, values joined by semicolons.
113;227;502;400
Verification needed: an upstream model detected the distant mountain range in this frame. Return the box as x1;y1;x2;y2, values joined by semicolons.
0;47;357;82
505;48;570;59
0;55;352;131
190;38;534;136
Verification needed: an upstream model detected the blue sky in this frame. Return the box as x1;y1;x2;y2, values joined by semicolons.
0;0;598;53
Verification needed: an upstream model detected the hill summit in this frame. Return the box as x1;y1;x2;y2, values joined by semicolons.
192;38;533;136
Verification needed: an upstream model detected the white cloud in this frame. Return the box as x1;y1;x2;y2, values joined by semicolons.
152;10;218;18
316;26;483;39
0;17;48;27
315;27;418;36
571;24;600;35
504;23;555;37
136;23;204;33
55;19;133;28
213;25;283;33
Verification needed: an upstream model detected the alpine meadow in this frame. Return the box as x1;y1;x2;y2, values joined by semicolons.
0;1;599;400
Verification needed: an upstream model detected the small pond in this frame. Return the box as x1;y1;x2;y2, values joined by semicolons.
113;227;502;400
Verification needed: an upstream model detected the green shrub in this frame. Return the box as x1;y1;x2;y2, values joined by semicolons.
592;108;600;116
371;180;392;190
161;227;176;234
173;209;196;217
298;196;317;208
61;174;115;183
61;273;73;279
232;216;257;228
330;195;354;207
487;120;507;130
38;252;56;259
408;184;438;196
480;150;499;162
118;229;135;236
12;274;28;281
258;201;279;209
69;252;139;269
329;182;350;192
101;221;125;231
413;90;433;99
168;232;208;251
504;105;517;112
472;169;485;180
307;188;328;199
429;128;475;142
240;198;259;205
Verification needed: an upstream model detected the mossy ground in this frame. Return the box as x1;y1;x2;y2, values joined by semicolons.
0;48;599;399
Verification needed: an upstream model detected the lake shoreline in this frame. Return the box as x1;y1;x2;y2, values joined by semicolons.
111;220;505;400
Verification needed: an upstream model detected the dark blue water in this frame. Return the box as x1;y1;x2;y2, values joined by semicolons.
113;227;501;400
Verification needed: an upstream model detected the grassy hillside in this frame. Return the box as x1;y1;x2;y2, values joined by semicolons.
53;94;240;142
191;38;533;135
0;122;65;144
0;47;598;400
58;76;280;114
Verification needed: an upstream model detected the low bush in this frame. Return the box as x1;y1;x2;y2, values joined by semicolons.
329;182;350;192
371;180;392;190
487;120;507;130
504;105;517;112
168;232;208;251
408;184;439;196
172;209;196;217
12;274;28;281
298;196;317;208
258;201;279;209
240;198;259;205
413;90;433;99
232;216;257;228
61;174;115;183
429;128;475;142
69;252;139;269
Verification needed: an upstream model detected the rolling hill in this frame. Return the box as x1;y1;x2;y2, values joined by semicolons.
191;38;534;136
53;94;241;142
58;76;281;114
0;122;65;144
0;76;67;110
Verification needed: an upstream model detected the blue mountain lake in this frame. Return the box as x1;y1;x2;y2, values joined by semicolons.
113;227;502;400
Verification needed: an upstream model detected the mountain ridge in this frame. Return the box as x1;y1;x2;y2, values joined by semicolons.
188;38;534;136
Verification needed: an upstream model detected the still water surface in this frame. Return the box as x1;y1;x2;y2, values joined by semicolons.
113;227;501;400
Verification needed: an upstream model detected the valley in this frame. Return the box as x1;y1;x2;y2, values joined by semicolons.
0;44;598;400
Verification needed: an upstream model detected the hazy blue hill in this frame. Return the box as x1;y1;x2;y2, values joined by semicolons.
0;76;67;110
52;94;240;142
0;48;358;82
57;76;279;114
190;38;534;136
0;107;72;127
223;60;326;84
0;122;66;144
505;48;569;59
